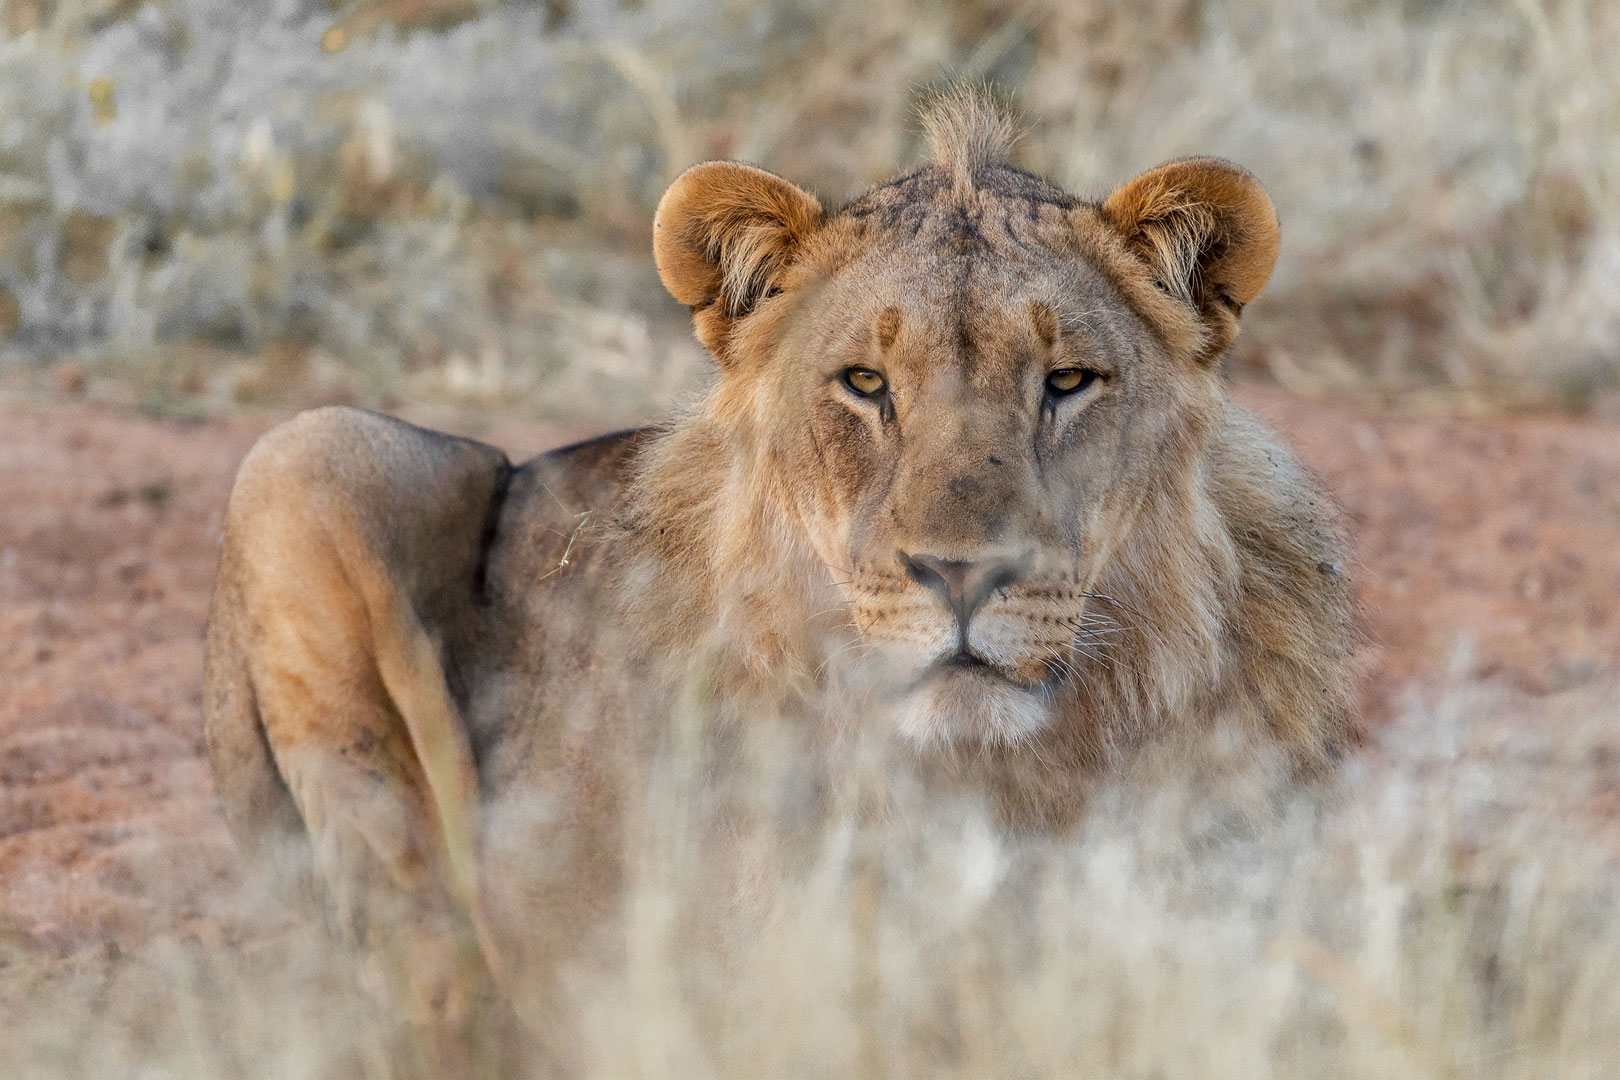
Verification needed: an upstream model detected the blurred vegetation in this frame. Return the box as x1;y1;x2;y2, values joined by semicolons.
7;675;1620;1077
0;0;1616;420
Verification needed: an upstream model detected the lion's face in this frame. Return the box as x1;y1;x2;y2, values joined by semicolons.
775;204;1220;744
654;122;1279;746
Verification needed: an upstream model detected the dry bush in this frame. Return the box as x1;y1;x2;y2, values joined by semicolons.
5;674;1620;1078
0;0;1616;417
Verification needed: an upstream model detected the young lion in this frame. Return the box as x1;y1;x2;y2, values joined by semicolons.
204;92;1355;1068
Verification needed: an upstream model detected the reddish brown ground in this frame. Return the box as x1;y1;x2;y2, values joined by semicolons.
1;388;1618;957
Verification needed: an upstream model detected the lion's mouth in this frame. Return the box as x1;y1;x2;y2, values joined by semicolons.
921;649;1046;692
892;651;1056;746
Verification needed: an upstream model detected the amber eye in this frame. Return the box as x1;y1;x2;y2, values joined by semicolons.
1046;368;1098;397
842;367;888;398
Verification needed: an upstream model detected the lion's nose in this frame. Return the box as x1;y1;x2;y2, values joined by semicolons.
897;549;1031;631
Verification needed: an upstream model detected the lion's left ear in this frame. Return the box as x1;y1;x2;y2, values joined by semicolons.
654;161;824;358
1101;158;1279;358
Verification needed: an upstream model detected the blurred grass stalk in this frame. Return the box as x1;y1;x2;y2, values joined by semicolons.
0;0;1615;418
5;674;1620;1077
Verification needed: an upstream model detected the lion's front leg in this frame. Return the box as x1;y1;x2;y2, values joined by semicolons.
205;406;519;1075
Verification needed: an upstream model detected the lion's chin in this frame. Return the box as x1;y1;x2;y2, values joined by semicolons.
892;666;1051;748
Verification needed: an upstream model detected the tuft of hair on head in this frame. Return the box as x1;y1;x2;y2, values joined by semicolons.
918;84;1021;198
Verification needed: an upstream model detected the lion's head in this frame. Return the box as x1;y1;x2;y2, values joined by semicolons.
639;93;1342;759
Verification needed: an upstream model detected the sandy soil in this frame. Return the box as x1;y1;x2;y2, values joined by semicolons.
2;388;1618;958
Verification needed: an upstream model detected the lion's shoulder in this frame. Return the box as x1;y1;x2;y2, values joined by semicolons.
1206;404;1359;761
478;427;654;617
510;427;651;519
1208;404;1349;573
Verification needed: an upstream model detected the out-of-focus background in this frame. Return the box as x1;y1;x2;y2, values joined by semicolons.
4;2;1620;1076
2;0;1619;420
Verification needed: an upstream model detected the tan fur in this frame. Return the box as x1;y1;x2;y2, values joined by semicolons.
1101;156;1283;360
918;83;1021;197
205;89;1356;1061
653;160;824;357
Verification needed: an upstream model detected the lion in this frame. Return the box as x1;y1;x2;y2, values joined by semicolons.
203;92;1356;1071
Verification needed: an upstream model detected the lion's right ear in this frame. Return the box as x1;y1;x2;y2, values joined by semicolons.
654;162;824;357
1100;158;1279;361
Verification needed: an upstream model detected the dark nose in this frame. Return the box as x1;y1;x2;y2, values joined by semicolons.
897;550;1030;632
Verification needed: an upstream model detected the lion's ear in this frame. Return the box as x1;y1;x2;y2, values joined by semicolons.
1100;157;1279;358
654;162;824;356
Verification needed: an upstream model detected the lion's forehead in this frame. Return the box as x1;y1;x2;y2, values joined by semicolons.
840;209;1081;287
840;164;1083;230
811;172;1136;374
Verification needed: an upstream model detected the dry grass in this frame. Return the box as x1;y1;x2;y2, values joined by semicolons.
3;3;1618;1076
4;671;1620;1078
0;0;1616;418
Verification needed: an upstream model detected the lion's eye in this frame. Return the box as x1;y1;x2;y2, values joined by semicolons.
1045;368;1098;397
842;367;888;398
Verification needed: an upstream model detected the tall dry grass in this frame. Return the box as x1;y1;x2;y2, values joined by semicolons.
3;5;1618;1075
5;673;1620;1078
0;0;1616;417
